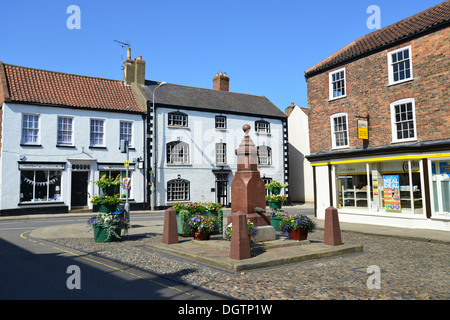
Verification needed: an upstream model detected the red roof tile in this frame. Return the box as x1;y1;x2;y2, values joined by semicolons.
1;63;142;113
305;0;450;77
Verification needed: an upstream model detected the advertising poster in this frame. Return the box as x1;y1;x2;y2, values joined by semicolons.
383;175;401;211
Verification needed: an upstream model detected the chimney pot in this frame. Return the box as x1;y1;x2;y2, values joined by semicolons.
213;72;230;92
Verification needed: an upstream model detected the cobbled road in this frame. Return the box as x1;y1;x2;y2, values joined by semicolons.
50;229;449;300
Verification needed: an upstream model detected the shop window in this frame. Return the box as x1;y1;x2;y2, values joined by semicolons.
20;170;62;203
380;161;422;214
336;160;423;214
431;161;450;216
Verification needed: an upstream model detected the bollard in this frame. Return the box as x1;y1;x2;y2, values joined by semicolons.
162;207;178;244
324;206;342;246
229;211;251;260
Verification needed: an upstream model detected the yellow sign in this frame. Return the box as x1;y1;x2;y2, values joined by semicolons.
357;119;368;139
124;160;129;167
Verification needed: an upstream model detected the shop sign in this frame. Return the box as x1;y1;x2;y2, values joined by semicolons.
357;119;369;140
19;163;65;170
383;175;401;212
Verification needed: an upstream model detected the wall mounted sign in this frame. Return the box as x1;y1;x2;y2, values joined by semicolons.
357;119;369;140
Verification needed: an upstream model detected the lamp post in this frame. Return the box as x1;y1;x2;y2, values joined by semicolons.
151;82;167;211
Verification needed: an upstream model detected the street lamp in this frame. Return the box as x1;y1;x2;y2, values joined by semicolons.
151;82;167;211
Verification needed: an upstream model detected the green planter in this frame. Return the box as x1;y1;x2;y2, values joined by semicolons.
176;209;223;236
93;225;121;242
270;216;282;231
271;187;281;195
269;201;283;209
98;204;118;213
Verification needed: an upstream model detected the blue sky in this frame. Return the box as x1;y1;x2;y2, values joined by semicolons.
0;0;443;111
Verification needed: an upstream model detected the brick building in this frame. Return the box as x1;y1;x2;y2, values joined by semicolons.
305;1;450;230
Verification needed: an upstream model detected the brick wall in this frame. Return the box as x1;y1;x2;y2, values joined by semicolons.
306;26;450;154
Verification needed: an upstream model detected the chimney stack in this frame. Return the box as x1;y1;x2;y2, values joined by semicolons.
123;48;146;86
213;72;229;92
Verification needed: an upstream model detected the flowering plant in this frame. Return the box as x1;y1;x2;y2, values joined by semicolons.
267;209;288;218
265;180;288;192
87;213;130;238
93;175;121;189
225;219;258;240
265;195;287;202
280;214;316;234
187;215;216;234
205;202;223;212
91;194;121;205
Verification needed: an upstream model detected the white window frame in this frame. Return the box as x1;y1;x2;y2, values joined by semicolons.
257;145;272;166
168;111;188;127
166;141;190;164
215;116;227;130
215;142;227;165
330;113;349;149
167;178;190;202
90;119;105;147
255;120;270;134
57;116;73;146
120;121;133;148
21;114;40;145
390;98;417;143
329;67;346;100
388;45;413;85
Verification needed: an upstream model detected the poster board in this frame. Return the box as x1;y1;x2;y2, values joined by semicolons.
383;175;401;212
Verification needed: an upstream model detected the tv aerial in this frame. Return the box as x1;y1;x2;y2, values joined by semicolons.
114;40;130;70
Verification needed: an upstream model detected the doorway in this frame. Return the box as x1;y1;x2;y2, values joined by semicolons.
215;174;228;206
71;171;89;207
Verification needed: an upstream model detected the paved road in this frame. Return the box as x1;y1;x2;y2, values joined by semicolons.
0;218;228;300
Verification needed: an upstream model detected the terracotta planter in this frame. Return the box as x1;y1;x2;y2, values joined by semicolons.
289;228;308;241
194;230;211;241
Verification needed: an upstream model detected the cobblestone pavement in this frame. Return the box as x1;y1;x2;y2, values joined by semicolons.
50;230;449;300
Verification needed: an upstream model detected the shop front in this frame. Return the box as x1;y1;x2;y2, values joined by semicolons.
308;148;450;231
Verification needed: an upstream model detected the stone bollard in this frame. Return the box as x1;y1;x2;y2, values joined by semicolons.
229;211;251;260
162;207;178;244
324;206;342;246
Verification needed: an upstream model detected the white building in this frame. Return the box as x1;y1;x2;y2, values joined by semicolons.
0;62;146;215
285;103;313;203
124;55;289;209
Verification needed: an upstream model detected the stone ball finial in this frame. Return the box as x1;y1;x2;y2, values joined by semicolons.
243;124;251;133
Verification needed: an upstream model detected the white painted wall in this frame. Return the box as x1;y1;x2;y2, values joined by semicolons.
287;106;314;202
0;102;145;211
154;107;286;207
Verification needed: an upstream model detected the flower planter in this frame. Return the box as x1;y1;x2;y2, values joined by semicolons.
289;228;308;241
270;216;282;231
268;201;283;209
271;187;281;195
93;225;122;242
193;230;211;241
98;204;118;213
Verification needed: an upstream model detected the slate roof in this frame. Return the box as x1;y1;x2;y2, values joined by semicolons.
0;63;142;113
140;80;286;119
305;0;450;77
